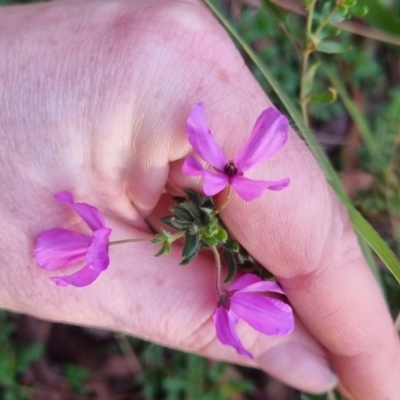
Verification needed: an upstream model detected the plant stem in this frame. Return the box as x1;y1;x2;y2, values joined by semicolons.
214;186;233;215
395;312;400;332
300;50;311;126
300;0;317;126
211;246;224;297
327;390;338;400
109;238;153;246
315;1;340;36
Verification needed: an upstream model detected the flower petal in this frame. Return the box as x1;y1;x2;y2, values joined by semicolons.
229;274;263;291
34;229;91;270
182;156;204;176
231;176;290;201
202;170;229;196
230;293;294;336
234;108;288;172
55;191;105;231
236;280;285;295
213;306;253;358
186;103;228;170
50;265;101;287
86;227;112;271
182;156;229;195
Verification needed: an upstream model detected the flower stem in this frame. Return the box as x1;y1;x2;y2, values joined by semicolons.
109;238;153;246
314;1;339;37
211;246;224;298
213;186;233;215
300;0;317;127
170;232;185;241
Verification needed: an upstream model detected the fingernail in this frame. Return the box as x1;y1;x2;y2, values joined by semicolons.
256;342;337;393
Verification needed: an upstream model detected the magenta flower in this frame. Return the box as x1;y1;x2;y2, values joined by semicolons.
213;274;294;358
182;103;290;201
33;192;112;287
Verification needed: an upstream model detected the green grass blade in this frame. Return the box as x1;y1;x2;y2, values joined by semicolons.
324;66;380;163
204;0;400;284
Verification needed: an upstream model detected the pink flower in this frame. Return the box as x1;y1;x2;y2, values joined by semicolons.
182;103;290;201
213;274;294;358
33;192;112;287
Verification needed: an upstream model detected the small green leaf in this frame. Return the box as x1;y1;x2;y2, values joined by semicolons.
181;232;200;265
223;249;238;283
303;62;320;98
151;230;172;243
341;0;357;7
199;207;212;225
308;87;337;103
171;206;194;222
202;235;218;247
179;201;201;219
327;11;346;24
171;196;186;204
351;5;368;18
222;237;240;252
154;241;171;257
215;227;228;243
338;5;350;16
160;216;192;230
182;189;201;206
317;41;348;54
201;196;215;210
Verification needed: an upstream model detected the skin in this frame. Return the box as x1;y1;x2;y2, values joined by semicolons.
0;0;399;397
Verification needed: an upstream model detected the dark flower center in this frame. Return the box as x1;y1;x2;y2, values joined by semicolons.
224;161;237;177
219;293;231;310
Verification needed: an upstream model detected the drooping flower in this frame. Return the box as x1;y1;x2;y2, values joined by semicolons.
182;102;290;201
33;191;112;287
213;274;294;358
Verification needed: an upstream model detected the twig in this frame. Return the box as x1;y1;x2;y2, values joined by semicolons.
114;333;142;374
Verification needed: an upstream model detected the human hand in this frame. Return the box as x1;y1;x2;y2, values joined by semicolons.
0;1;399;398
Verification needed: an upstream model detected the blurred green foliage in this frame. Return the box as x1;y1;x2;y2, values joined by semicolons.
61;364;89;396
132;340;254;400
0;312;43;400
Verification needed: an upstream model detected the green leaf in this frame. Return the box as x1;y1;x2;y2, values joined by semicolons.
223;249;238;283
222;237;240;252
199;207;212;226
182;189;201;206
359;0;400;36
204;0;400;286
303;62;320;98
308;87;337;103
341;0;357;7
324;66;380;165
15;344;44;374
181;232;200;265
171;206;194;222
201;196;215;210
171;196;186;204
154;241;171;257
351;5;368;18
179;201;201;219
151;230;172;243
215;226;228;243
160;216;192;230
317;41;348;54
201;234;218;247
